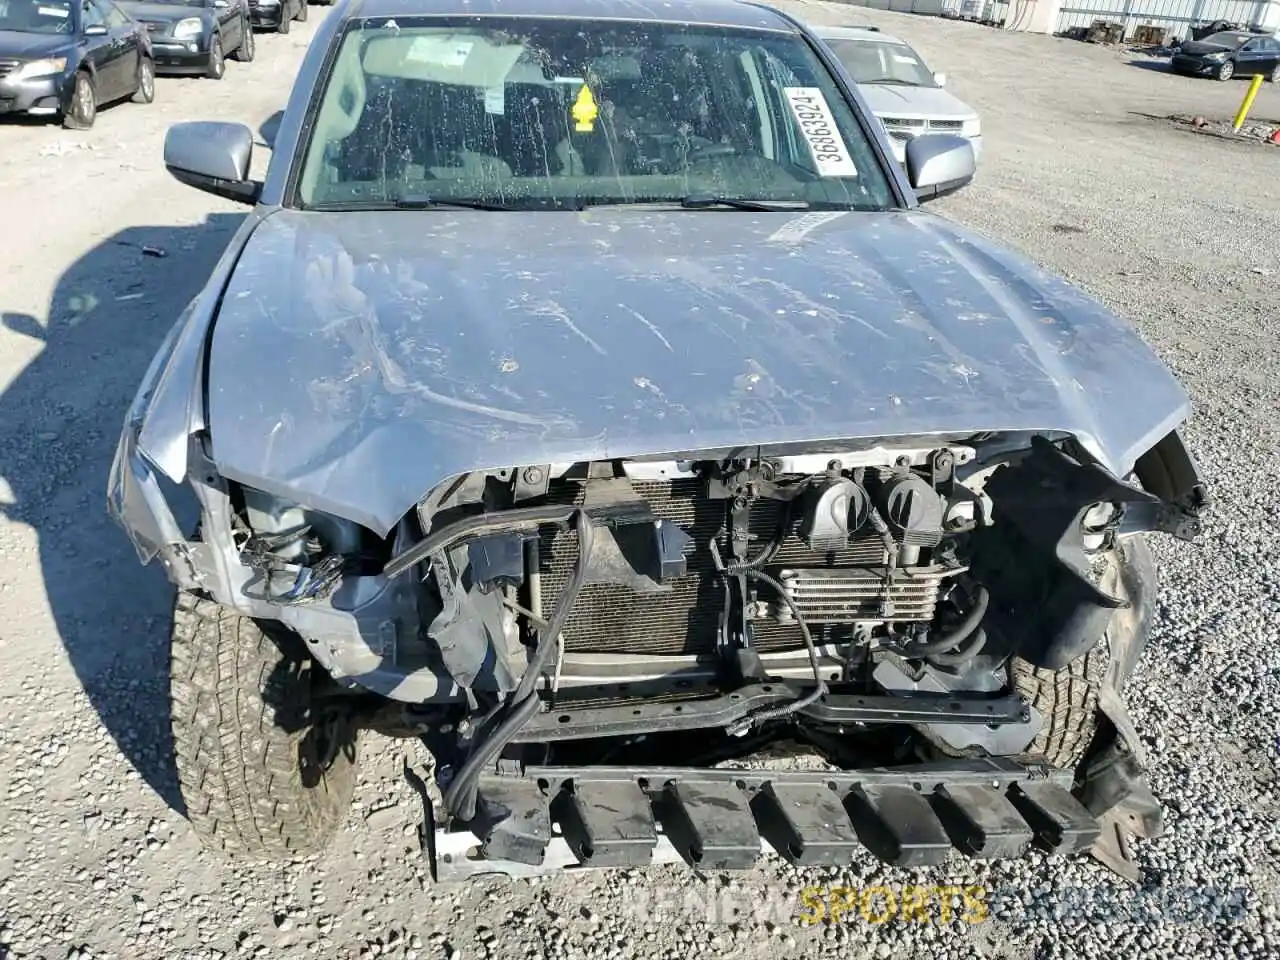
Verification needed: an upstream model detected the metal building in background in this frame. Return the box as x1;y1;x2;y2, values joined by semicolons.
1050;0;1280;38
848;0;1280;39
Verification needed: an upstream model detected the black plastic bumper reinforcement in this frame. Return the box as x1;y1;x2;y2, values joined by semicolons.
421;758;1101;880
510;685;1031;742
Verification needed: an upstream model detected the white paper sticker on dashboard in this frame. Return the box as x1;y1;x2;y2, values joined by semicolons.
783;87;858;177
405;36;473;67
484;85;505;115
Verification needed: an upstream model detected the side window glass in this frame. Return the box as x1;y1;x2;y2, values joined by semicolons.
99;0;127;27
81;0;105;28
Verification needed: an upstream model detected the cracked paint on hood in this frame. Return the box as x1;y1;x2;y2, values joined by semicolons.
206;208;1189;535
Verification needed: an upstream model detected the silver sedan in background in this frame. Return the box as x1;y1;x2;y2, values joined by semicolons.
815;24;982;163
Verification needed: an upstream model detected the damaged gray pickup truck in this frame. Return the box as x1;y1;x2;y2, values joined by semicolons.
109;0;1207;880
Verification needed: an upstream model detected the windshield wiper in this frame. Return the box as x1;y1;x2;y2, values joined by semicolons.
308;196;511;212
679;195;811;211
390;195;509;211
580;195;860;211
866;78;920;86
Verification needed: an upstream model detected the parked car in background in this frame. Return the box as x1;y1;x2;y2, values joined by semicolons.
246;0;303;35
0;0;154;128
116;0;253;79
1171;31;1280;81
813;24;981;164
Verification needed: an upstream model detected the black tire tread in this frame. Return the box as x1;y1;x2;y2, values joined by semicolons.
230;22;254;62
1013;645;1103;769
62;71;94;130
170;593;357;859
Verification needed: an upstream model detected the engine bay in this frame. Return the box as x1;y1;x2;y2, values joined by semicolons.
408;445;987;691
230;433;1194;713
199;430;1204;835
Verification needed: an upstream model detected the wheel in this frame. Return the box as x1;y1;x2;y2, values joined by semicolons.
62;71;96;129
1013;644;1103;769
295;0;307;22
170;593;359;858
1013;536;1156;769
206;35;225;79
1270;64;1280;83
277;6;290;33
1217;60;1235;81
231;20;255;62
131;56;155;104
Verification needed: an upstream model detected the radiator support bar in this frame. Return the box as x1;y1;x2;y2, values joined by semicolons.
510;683;1031;742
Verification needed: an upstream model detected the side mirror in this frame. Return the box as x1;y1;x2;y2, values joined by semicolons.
163;121;261;205
905;134;975;202
932;71;947;87
84;23;108;35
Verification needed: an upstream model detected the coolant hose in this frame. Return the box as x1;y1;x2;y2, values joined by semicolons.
724;568;829;734
926;627;988;667
443;509;595;822
910;585;989;656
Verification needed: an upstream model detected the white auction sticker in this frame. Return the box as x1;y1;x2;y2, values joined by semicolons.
783;87;858;177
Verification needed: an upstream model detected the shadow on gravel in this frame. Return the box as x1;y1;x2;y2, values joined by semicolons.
1125;59;1175;73
0;212;244;814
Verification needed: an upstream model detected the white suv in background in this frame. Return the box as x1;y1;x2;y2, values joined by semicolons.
814;24;982;164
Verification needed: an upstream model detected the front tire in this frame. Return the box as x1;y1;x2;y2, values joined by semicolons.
1013;645;1103;769
206;35;225;79
1013;536;1156;769
170;593;359;859
62;71;96;129
131;56;155;104
1217;60;1235;81
231;20;255;61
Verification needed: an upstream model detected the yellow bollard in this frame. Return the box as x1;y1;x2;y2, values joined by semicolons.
1233;74;1265;132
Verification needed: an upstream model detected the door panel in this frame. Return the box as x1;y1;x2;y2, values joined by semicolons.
102;0;138;95
78;0;114;99
1263;39;1280;77
1237;39;1263;76
216;1;240;50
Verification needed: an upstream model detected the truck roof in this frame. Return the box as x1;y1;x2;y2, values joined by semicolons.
346;0;800;31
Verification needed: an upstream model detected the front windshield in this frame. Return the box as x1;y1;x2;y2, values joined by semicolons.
1202;32;1248;48
824;38;935;87
0;0;73;35
295;16;896;211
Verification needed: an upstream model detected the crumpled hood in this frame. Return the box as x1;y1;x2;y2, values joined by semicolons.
207;208;1189;535
0;30;74;59
858;83;977;121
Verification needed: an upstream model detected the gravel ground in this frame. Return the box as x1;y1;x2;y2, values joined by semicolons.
2;5;1280;959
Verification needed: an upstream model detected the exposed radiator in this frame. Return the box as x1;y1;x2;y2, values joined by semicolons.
766;566;954;625
537;478;923;656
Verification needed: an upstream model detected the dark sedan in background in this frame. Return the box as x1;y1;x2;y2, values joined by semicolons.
117;0;252;78
246;0;303;35
0;0;154;127
1172;31;1280;81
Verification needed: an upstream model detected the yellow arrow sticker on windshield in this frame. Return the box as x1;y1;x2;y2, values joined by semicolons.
572;84;598;133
